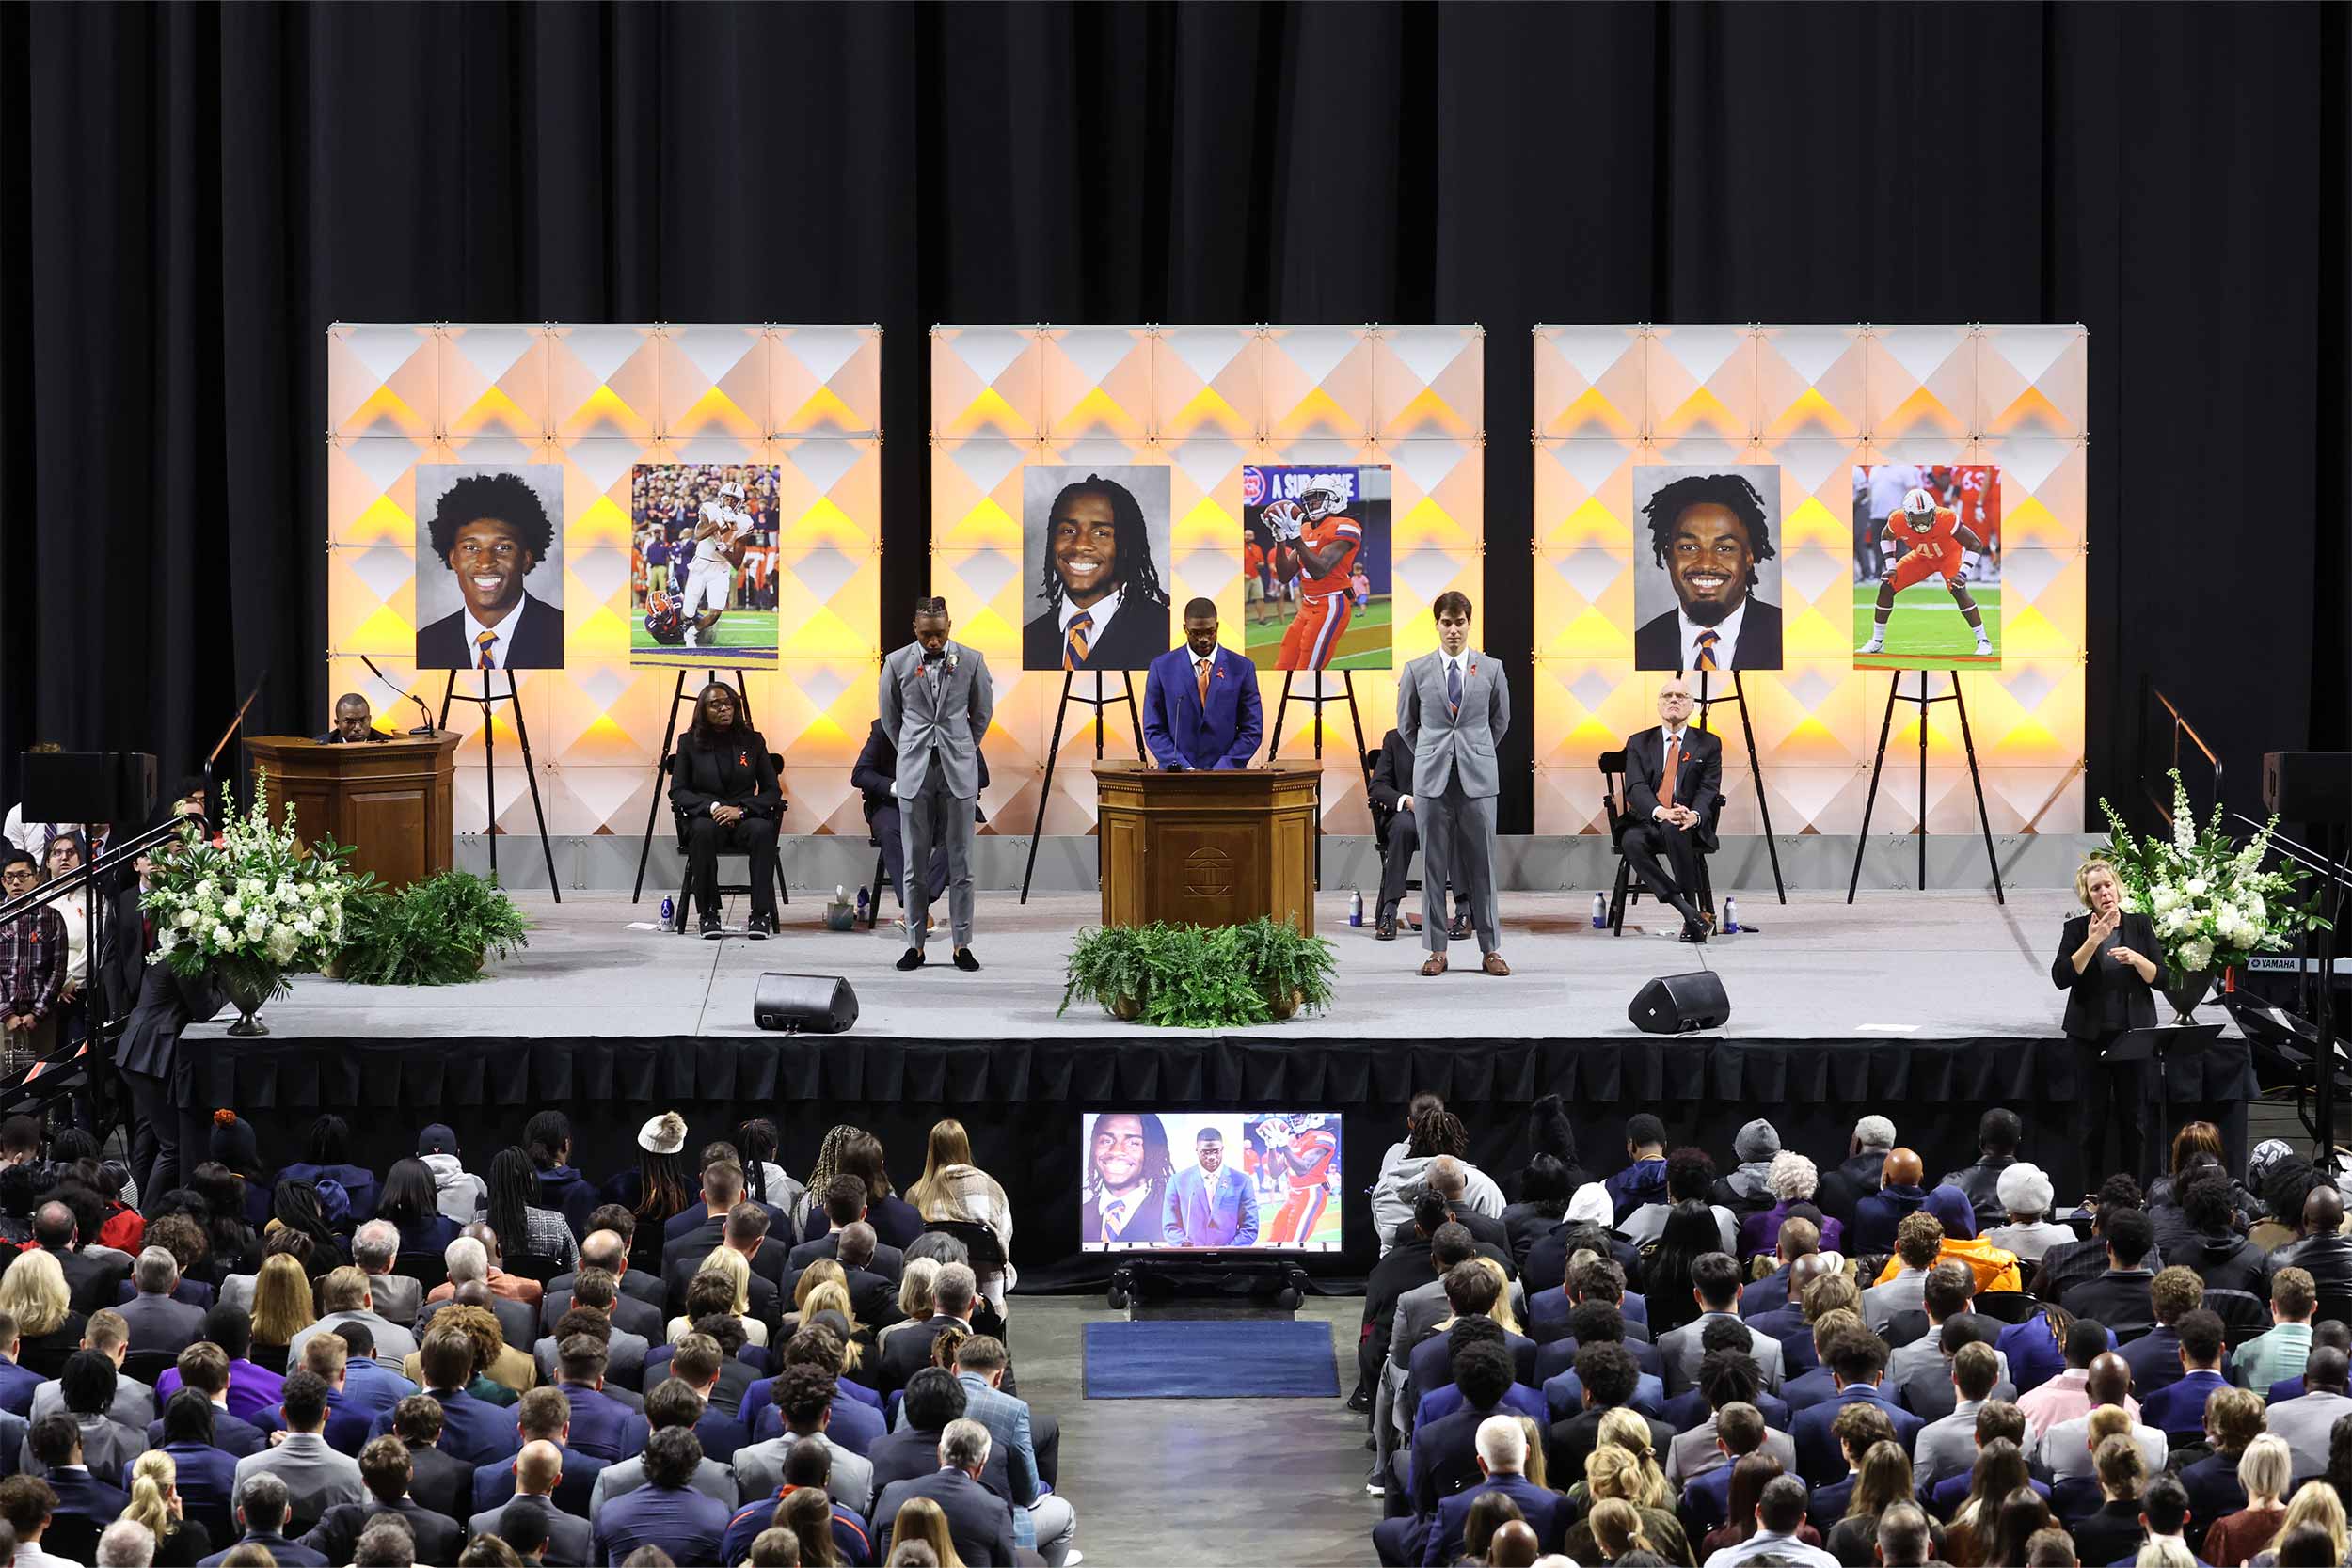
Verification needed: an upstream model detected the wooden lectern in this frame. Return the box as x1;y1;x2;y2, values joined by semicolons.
1094;761;1320;933
244;733;462;890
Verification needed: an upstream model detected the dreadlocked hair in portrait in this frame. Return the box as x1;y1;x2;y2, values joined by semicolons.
1038;474;1168;610
1086;1114;1175;1207
1640;471;1777;588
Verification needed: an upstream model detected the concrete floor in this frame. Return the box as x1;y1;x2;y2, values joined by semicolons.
1018;1293;1373;1567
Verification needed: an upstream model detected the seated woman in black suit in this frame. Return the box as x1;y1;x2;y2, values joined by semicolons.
2054;856;2169;1180
669;682;784;940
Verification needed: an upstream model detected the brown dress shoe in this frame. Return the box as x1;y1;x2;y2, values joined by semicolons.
1419;954;1449;976
1482;952;1511;977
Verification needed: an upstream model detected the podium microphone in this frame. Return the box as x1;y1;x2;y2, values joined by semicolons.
359;655;437;736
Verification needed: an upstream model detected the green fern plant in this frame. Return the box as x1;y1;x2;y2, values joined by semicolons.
1059;917;1336;1027
336;870;529;986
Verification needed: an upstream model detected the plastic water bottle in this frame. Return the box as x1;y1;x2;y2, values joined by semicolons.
1591;892;1609;928
1723;896;1740;934
855;888;869;926
659;895;675;926
1349;890;1363;927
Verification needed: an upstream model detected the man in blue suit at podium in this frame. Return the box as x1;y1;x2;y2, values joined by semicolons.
1140;598;1262;771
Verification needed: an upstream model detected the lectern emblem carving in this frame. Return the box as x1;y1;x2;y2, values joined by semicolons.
1184;847;1234;899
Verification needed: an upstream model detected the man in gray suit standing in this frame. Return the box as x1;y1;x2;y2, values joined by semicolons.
877;597;994;972
1395;591;1509;975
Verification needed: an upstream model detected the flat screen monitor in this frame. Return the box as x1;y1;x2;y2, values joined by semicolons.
1079;1110;1343;1252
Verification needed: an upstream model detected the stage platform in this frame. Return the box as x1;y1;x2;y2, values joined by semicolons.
179;889;2254;1284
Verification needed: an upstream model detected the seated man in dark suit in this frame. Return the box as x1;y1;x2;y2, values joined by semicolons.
541;1259;664;1345
875;1263;981;1402
870;1418;1020;1567
1790;1331;1924;1486
1806;1400;1899;1528
383;1396;473;1528
1614;675;1721;943
853;718;990;921
786;1180;908;1286
466;1441;592;1568
866;1370;1015;1511
2058;1205;2160;1344
1536;1302;1664;1418
467;1386;607;1521
1661;1333;1790;1434
589;1427;730;1567
546;1225;667;1320
2176;1386;2264;1539
194;1470;331;1568
1409;1411;1568;1567
1367;726;1464;943
1744;1243;1838;1380
1740;1218;1826;1324
1405;1264;1537;1406
1679;1401;1787;1539
31;1202;132;1317
823;1223;902;1329
366;1329;517;1471
1527;1247;1651;1352
660;1157;788;1265
547;1336;644;1465
297;1433;464;1565
1374;1340;1520;1553
1544;1342;1675;1485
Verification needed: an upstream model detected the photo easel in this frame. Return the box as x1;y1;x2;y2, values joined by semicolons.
1019;670;1144;905
629;667;769;906
1691;668;1787;904
1268;670;1374;888
437;670;560;899
1846;670;2004;904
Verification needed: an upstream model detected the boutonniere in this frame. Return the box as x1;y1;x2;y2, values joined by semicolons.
946;649;961;674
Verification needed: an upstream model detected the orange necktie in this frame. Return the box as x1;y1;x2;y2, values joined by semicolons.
1662;734;1682;809
1694;629;1720;672
1196;657;1211;706
475;630;498;672
1063;612;1092;671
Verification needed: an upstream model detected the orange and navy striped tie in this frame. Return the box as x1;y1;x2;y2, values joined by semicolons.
476;630;498;672
1694;629;1720;672
1063;611;1093;672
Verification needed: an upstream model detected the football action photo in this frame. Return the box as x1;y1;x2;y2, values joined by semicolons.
1241;464;1392;672
631;462;783;669
1851;463;2003;669
1079;1111;1343;1251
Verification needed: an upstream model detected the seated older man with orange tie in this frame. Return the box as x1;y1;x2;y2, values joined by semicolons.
1618;676;1723;943
1141;598;1262;771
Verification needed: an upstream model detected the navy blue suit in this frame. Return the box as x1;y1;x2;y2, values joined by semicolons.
2121;1324;2185;1399
1685;1461;1738;1536
1741;1263;1798;1318
1410;1381;1545;1442
1407;1326;1537;1404
1743;1303;1820;1375
1141;643;1262;769
368;1386;519;1468
147;1407;267;1459
1421;1474;1567;1566
1792;1385;1925;1485
593;1480;731;1567
160;1441;240;1518
751;1386;884;1453
1779;1364;1840;1416
691;1407;750;1465
469;1442;608;1521
1406;1401;1517;1520
2143;1368;2230;1435
0;1360;40;1417
554;1384;644;1463
197;1531;329;1567
1533;1331;1662;1386
1810;1472;1860;1528
47;1465;129;1522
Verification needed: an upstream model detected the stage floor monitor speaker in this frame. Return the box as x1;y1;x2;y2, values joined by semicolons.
1629;970;1730;1034
753;973;858;1034
2264;752;2351;823
19;752;155;827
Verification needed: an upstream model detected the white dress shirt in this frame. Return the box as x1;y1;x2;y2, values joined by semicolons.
459;598;527;671
1677;597;1746;673
1059;585;1123;644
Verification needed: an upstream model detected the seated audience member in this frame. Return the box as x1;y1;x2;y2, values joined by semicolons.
722;1437;872;1568
2265;1343;2352;1481
586;1378;736;1520
1849;1148;1932;1259
534;1296;648;1394
2234;1266;2319;1397
1392;1339;1533;1534
547;1230;667;1336
154;1387;243;1521
1940;1435;2041;1561
273;1117;380;1228
1537;1300;1661;1418
1564;1435;1687;1563
1622;1148;1738;1257
1870;1500;1939;1568
952;1334;1073;1567
1659;1253;1785;1395
1740;1219;1826;1327
1543;1341;1673;1485
1885;1264;2010;1418
1501;1148;1576;1271
589;1427;728;1567
868;1368;1014;1511
1660;1326;1787;1433
869;1418;1015;1567
1980;1163;2074;1263
290;1267;419;1370
369;1329;520;1467
2037;1354;2165;1482
876;1264;980;1401
118;1249;208;1359
484;1150;580;1274
151;1343;270;1457
380;1396;473;1524
1789;1331;1922;1487
1816;1433;1911;1558
2016;1319;2119;1448
417;1301;534;1403
2257;1317;2352;1406
668;1252;771;1349
2030;1175;2152;1303
1911;1341;2007;1496
2259;1483;2352;1568
1738;1151;1842;1262
374;1160;462;1260
1602;1115;1670;1224
2200;1432;2292;1568
2179;1386;2266;1546
246;1254;316;1376
2128;1473;2205;1568
204;1469;331;1567
425;1233;543;1316
467;1386;607;1520
297;1433;464;1565
29;1353;144;1486
2068;1431;2152;1563
1782;1298;1863;1418
543;1335;641;1464
1418;1413;1565;1567
1938;1109;2025;1235
2138;1305;2229;1444
2;1248;88;1379
1708;1468;1836;1567
2057;1204;2159;1340
24;1406;132;1539
520;1111;597;1239
796;1129;922;1254
1406;1261;1536;1403
1858;1212;1944;1337
2174;1166;2272;1298
1812;1117;1897;1225
465;1440;591;1567
1678;1399;1794;1539
230;1372;362;1534
2118;1266;2203;1400
32;1310;153;1429
351;1222;423;1330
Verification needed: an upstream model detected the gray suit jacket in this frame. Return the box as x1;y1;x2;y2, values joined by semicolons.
2261;1388;2352;1481
1859;1269;1929;1335
232;1433;366;1530
1658;1310;1786;1394
730;1431;871;1514
469;1492;593;1566
1887;1336;2012;1422
29;1378;152;1430
1912;1399;1989;1494
1398;648;1509;799
363;1273;422;1327
878;641;993;800
1666;1418;1795;1485
289;1310;418;1368
534;1329;649;1390
1389;1277;1454;1371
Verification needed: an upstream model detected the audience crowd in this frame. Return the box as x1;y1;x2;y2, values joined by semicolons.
1361;1096;2352;1568
0;1107;1064;1568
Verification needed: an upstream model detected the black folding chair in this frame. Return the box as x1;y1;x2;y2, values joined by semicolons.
1970;1291;2041;1324
1601;749;1717;934
667;752;789;932
394;1251;449;1291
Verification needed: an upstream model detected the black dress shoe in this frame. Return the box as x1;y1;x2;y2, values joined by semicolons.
745;913;774;940
1448;912;1473;942
1375;913;1397;942
700;913;723;941
1680;919;1708;944
896;948;925;971
953;947;980;972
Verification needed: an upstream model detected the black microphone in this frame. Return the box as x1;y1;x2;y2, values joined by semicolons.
359;655;437;736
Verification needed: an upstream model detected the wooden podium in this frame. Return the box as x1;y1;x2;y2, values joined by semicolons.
244;733;462;890
1094;762;1320;933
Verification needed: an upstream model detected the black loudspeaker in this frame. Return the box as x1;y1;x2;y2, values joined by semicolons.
1629;970;1730;1035
19;752;155;826
752;973;859;1034
2264;752;2352;824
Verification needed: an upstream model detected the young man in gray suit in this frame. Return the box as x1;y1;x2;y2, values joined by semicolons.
877;597;994;973
1395;592;1510;975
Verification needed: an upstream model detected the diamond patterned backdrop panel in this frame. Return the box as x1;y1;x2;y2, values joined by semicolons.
934;326;1482;832
326;325;883;843
1532;325;2087;838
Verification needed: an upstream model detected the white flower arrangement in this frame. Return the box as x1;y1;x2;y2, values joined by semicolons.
2099;768;2313;978
141;768;357;991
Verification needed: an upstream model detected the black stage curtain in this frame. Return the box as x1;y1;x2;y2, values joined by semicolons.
3;3;2346;828
187;1030;2253;1284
